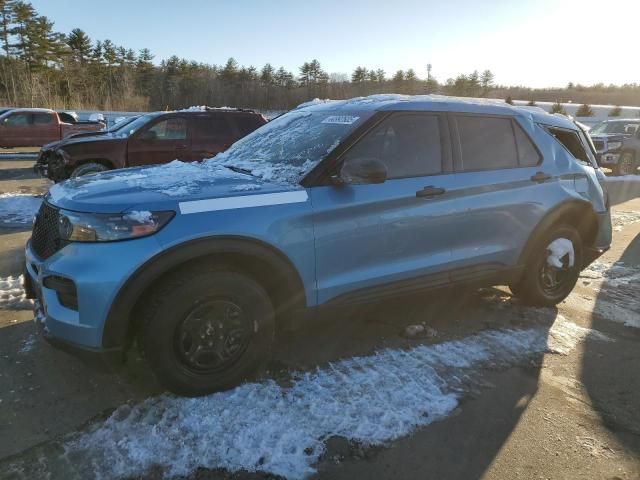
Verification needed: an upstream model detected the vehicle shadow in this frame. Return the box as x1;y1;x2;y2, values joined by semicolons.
581;232;640;457
0;287;559;480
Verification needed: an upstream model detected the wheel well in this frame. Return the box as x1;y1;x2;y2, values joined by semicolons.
102;238;307;349
518;201;599;267
67;158;114;174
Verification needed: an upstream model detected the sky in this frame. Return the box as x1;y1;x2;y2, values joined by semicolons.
30;0;640;88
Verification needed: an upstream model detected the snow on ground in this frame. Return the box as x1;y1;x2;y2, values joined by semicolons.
47;315;606;480
0;276;32;310
0;193;41;226
611;210;640;231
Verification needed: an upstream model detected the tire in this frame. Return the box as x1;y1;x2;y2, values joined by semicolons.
509;225;583;307
140;266;275;396
70;162;109;178
613;152;636;176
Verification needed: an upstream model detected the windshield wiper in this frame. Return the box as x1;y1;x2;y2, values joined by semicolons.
225;165;255;176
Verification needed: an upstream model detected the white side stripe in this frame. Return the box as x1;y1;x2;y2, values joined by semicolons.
179;190;308;214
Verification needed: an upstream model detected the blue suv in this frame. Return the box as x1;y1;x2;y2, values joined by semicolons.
24;95;612;396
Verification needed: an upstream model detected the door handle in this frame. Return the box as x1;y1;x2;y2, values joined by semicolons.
530;171;552;183
175;144;188;150
416;186;446;198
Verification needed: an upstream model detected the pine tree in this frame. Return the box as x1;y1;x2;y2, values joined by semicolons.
351;66;366;83
550;101;567;115
608;105;622;117
67;28;91;65
480;69;494;97
0;0;17;56
575;103;593;117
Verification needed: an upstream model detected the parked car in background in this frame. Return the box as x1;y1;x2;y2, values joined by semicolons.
57;111;106;128
0;108;104;148
589;119;640;175
34;108;267;181
24;95;611;396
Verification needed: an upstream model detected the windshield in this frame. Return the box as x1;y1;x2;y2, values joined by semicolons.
108;115;140;132
114;113;160;137
590;121;640;135
208;110;373;183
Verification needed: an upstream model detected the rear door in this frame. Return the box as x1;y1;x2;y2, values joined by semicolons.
0;112;32;147
311;112;458;304
31;112;59;145
190;114;235;161
127;115;190;166
443;113;546;280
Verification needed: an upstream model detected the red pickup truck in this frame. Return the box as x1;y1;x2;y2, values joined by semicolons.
0;108;104;148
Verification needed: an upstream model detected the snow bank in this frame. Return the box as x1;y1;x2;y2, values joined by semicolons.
60;315;605;480
0;193;41;226
611;210;640;231
0;275;32;310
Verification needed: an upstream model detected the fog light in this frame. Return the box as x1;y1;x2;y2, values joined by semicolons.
43;275;78;310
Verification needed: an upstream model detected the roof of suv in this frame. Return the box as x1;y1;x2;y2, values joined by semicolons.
295;94;577;130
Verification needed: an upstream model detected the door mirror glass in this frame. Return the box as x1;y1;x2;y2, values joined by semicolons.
339;157;387;185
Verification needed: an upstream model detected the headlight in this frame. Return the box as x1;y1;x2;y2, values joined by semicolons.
607;141;622;151
58;210;174;242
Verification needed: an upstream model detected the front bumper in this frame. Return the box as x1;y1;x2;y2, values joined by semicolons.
24;235;163;363
582;210;612;268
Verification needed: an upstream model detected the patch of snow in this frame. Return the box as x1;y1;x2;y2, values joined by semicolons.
546;238;575;268
0;193;41;225
0;276;32;310
611;210;640;231
581;260;640;287
60;315;604;480
18;334;36;354
230;184;262;192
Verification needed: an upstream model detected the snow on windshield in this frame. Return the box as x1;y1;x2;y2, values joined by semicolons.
206;110;370;183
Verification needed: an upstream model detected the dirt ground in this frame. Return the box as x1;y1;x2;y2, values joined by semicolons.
0;157;639;480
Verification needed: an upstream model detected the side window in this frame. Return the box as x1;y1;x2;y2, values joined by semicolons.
513;123;541;167
146;117;187;140
3;113;30;126
455;115;518;171
341;113;443;179
547;127;589;163
33;113;55;125
235;115;264;136
194;115;232;140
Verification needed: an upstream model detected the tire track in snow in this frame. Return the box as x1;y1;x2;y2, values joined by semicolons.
1;315;609;480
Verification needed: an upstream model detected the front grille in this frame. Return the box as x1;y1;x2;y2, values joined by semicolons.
32;203;68;259
592;140;605;151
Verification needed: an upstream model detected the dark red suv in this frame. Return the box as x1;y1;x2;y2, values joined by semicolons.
35;108;267;181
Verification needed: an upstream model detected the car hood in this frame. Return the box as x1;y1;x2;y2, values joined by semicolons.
590;133;629;141
42;132;124;151
45;160;302;214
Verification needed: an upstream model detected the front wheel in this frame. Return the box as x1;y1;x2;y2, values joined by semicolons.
140;268;275;396
510;225;583;306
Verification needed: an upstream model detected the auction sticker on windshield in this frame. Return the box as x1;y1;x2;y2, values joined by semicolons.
321;115;360;125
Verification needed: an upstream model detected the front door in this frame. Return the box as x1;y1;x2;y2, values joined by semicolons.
127;116;190;166
0;111;32;147
310;112;458;304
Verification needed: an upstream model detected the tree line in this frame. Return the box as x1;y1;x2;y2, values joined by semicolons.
1;1;639;112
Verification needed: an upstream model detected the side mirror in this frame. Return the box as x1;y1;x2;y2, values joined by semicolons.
336;157;387;185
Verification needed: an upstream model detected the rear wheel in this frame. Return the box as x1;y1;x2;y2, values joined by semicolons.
140;267;275;396
70;162;109;178
613;152;636;176
510;225;582;306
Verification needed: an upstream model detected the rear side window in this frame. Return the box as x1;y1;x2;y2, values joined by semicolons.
3;113;30;126
342;113;443;178
194;115;233;140
235;115;264;136
513;123;541;166
547;127;589;163
455;115;518;171
33;113;55;125
147;117;187;140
